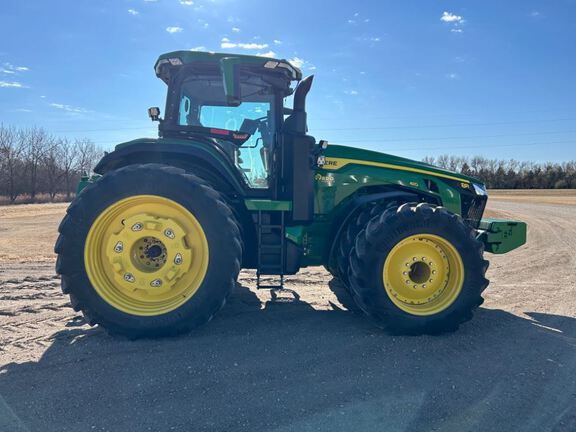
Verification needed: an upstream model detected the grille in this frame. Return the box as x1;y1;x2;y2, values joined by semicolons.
462;194;487;229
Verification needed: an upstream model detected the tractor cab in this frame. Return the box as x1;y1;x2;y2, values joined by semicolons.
152;52;316;210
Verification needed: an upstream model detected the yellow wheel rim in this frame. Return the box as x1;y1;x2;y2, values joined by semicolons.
382;234;464;316
84;195;209;316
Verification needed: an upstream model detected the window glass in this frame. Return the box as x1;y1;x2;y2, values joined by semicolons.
177;76;274;188
200;103;270;188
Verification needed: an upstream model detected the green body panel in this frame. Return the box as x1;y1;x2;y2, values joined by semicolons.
477;219;527;254
285;226;305;245
113;137;247;191
244;199;292;211
320;145;481;183
296;145;479;266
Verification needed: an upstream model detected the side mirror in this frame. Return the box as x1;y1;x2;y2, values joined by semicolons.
148;107;161;122
239;118;259;135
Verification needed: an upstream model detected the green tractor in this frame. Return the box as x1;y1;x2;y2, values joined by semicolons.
55;51;526;338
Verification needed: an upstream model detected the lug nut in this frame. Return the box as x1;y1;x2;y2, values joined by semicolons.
113;241;124;253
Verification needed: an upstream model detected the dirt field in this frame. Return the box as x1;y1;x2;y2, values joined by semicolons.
489;189;576;206
1;194;575;432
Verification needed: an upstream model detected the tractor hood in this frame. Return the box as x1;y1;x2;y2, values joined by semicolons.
322;144;483;185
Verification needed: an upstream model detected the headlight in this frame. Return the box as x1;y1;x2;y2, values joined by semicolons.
473;183;487;196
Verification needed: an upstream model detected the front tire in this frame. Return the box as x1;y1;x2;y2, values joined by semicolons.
348;203;489;334
55;164;242;338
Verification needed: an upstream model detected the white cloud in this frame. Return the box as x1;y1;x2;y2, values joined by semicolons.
309;66;317;71
190;46;206;51
348;12;370;25
288;57;305;68
240;43;268;49
273;40;282;45
344;90;359;96
14;108;32;113
0;81;25;88
221;38;268;50
50;103;89;113
127;9;139;15
441;12;463;23
257;51;276;58
197;19;209;29
1;63;29;74
232;27;240;32
180;0;194;5
451;29;463;33
166;26;183;34
446;73;459;80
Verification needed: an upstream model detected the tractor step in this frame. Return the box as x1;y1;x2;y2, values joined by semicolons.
255;209;287;290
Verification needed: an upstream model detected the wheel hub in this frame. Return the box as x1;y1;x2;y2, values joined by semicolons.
382;234;464;315
106;213;193;296
133;237;168;272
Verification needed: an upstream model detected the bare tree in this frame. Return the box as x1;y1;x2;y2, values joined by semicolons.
58;138;78;199
23;127;49;200
423;154;576;189
75;138;101;175
41;135;62;200
0;125;25;202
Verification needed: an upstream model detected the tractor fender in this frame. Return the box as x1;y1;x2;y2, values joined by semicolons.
94;140;248;195
325;188;440;265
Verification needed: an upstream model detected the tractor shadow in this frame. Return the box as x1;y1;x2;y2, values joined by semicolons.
1;281;576;432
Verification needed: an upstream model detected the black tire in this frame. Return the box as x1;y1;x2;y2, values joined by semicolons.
334;200;399;285
348;203;489;335
55;163;242;338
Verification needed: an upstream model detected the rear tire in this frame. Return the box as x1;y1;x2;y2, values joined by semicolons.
348;203;489;334
55;163;242;338
334;201;399;285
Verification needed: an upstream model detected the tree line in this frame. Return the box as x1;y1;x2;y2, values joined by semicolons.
1;123;574;204
0;125;103;204
423;155;576;189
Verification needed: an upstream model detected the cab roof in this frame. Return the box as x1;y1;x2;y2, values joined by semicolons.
154;50;302;83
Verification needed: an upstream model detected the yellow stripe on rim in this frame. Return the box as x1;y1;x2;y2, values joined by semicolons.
321;157;470;183
382;234;465;316
84;195;209;316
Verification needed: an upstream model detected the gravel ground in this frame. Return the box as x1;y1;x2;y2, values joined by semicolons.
0;199;575;432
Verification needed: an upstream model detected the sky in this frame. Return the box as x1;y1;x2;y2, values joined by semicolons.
0;0;575;163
